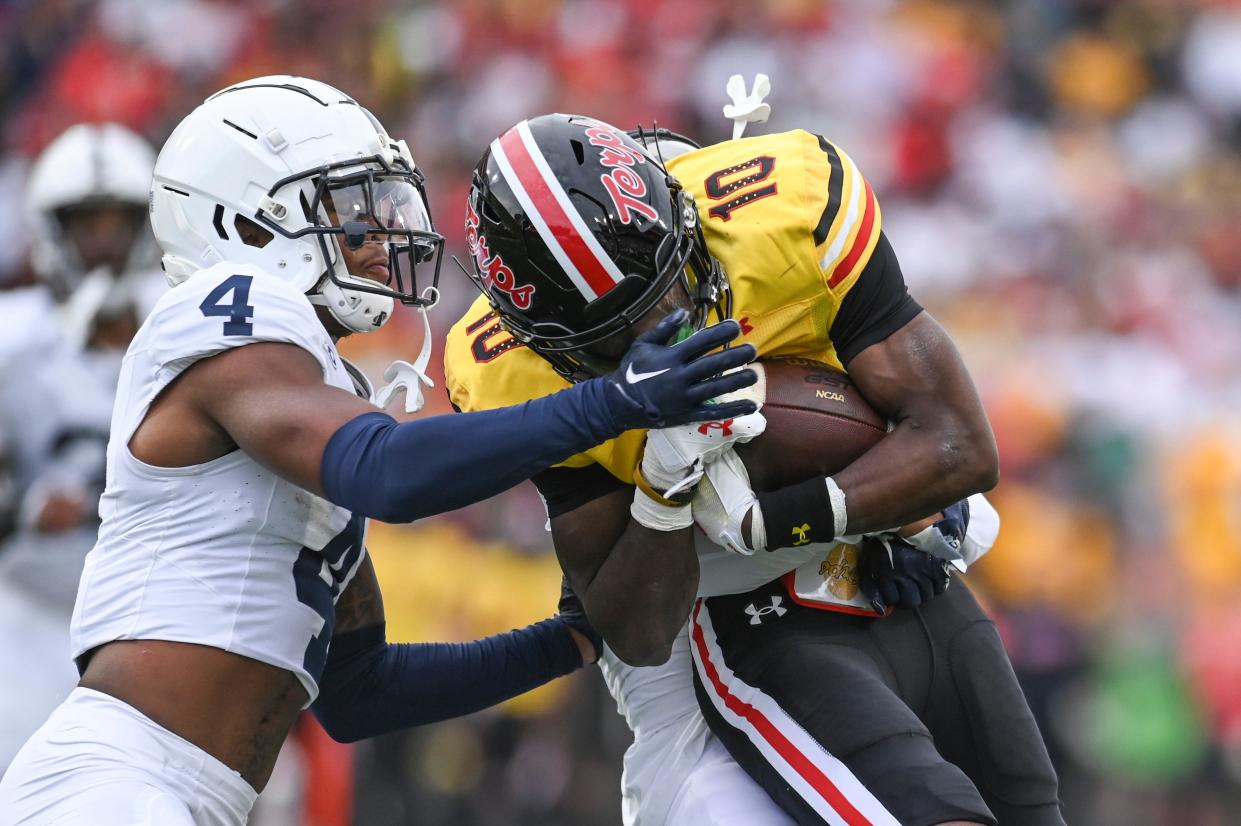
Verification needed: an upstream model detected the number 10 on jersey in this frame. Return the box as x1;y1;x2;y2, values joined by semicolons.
704;156;777;221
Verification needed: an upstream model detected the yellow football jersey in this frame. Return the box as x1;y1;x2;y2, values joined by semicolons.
444;129;885;483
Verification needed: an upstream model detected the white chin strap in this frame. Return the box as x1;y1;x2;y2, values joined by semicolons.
309;274;396;333
374;294;437;414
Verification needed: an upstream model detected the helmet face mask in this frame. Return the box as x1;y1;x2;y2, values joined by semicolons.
465;114;729;383
257;158;444;313
54;201;150;282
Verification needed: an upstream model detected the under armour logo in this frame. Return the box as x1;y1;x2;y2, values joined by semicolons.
744;595;787;625
791;523;811;546
698;419;735;437
738;316;753;335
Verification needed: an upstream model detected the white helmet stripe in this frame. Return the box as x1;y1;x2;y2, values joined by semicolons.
490;120;627;303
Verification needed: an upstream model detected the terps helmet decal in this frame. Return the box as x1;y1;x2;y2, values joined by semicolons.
465;200;535;310
583;121;659;225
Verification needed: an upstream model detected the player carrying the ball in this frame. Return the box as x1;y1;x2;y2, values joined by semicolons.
445;110;1065;825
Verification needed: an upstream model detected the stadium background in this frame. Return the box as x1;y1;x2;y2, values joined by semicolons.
4;0;1241;823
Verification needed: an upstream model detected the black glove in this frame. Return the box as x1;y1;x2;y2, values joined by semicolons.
602;309;758;430
858;536;953;614
557;577;602;665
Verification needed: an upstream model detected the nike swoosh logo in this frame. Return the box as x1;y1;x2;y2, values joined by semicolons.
625;364;671;384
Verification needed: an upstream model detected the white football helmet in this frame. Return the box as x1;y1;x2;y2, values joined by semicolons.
26;122;157;296
149;75;443;333
626;126;702;163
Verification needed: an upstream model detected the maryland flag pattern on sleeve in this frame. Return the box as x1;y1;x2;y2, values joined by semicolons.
444;129;885;484
666;128;884;367
809;135;882;289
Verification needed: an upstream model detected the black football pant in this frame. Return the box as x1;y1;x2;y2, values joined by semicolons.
689;578;1066;826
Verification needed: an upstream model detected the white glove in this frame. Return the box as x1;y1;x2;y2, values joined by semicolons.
633;410;766;532
692;448;766;555
641;409;766;496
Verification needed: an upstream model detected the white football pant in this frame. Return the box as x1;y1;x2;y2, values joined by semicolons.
0;688;256;826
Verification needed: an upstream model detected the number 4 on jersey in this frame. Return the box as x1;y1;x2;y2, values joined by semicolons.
199;274;255;336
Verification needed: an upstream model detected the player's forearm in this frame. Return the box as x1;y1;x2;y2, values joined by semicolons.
819;312;997;534
583;524;699;667
832;404;998;534
320;380;624;523
312;620;582;743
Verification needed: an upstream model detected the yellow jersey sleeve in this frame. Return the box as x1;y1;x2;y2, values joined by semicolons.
443;295;645;483
666;129;885;366
800;132;883;297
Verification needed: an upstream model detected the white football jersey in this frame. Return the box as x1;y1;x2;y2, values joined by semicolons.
70;263;371;703
0;266;163;507
0;287;57;367
0;344;122;508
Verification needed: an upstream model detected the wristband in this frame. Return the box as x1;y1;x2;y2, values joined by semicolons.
631;487;695;531
633;466;694;507
756;476;836;551
824;476;848;537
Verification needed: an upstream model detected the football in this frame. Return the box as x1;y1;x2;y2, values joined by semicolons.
734;358;887;492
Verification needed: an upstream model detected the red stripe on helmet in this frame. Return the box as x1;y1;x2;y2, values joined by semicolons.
497;126;622;301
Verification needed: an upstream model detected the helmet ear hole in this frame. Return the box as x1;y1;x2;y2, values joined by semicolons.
479;199;505;226
234;215;274;248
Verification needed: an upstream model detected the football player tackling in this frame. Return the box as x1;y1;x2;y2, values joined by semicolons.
0;78;759;826
445;115;1065;824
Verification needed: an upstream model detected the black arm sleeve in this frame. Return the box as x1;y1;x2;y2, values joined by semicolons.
532;463;630;520
829;231;923;366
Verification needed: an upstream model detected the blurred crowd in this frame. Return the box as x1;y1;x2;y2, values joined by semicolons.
4;0;1241;823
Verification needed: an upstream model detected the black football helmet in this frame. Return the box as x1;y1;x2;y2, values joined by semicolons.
464;114;729;382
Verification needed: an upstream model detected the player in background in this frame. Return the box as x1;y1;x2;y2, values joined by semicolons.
0;124;159;365
445;112;1064;825
0;123;162;504
0;123;163;771
0;76;757;826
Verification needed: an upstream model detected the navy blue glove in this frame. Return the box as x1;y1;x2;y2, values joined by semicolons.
602;309;758;430
902;498;970;563
859;536;953;613
557;577;602;664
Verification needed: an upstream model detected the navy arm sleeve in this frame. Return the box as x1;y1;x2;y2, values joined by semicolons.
321;379;622;523
312;619;582;743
